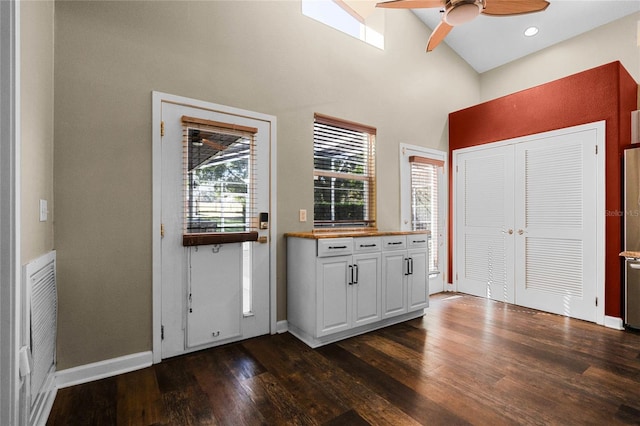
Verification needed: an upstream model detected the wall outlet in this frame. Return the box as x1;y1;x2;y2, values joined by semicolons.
39;199;48;222
299;209;307;222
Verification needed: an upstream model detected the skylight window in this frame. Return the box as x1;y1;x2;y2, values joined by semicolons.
302;0;385;49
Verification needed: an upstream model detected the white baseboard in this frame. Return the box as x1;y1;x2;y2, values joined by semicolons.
55;351;153;389
276;320;288;334
604;316;624;330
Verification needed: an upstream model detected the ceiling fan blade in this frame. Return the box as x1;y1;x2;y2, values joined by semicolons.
426;20;453;52
482;0;549;16
376;0;444;9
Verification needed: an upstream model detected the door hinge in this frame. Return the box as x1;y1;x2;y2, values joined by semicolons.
161;223;165;238
595;297;598;307
161;325;164;340
160;120;165;137
595;145;598;155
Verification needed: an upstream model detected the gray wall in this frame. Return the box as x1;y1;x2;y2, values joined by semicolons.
21;0;54;264
53;1;479;369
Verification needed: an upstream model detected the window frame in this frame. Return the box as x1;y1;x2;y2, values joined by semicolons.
313;113;377;230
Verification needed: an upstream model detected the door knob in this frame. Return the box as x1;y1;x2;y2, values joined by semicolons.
518;229;524;235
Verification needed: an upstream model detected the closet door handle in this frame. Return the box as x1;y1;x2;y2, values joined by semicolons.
353;264;359;284
404;258;410;276
348;265;353;285
409;257;414;275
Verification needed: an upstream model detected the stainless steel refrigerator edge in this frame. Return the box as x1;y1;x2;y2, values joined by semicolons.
624;147;640;329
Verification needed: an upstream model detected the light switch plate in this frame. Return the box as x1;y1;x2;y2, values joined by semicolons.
299;209;307;222
39;199;47;222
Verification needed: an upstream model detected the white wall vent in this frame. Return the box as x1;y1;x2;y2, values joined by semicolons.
22;250;57;425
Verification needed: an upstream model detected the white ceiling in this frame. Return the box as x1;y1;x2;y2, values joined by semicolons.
410;0;640;73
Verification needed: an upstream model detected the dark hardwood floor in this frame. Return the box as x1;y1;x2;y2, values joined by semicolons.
47;293;640;425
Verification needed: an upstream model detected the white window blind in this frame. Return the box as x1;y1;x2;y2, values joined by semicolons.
182;116;257;236
409;156;443;272
313;113;376;229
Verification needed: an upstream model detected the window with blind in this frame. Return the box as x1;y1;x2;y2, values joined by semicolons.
313;113;376;229
409;156;443;273
182;116;257;239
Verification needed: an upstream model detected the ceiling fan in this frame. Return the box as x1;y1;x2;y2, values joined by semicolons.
376;0;550;51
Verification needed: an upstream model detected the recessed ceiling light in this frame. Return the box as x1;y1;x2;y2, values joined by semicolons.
524;26;539;37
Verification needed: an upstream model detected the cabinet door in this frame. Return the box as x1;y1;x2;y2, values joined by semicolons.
316;256;351;337
382;251;407;318
407;248;429;311
352;253;381;327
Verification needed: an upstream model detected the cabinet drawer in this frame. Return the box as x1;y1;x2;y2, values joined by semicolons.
354;237;382;253
317;238;353;257
407;234;429;249
382;235;406;251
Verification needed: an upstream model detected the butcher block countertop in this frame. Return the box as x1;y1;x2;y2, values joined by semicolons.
620;251;640;258
285;230;430;239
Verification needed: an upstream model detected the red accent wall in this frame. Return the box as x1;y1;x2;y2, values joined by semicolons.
448;61;638;319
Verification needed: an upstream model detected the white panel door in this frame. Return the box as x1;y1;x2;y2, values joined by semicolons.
407;248;429;310
352;253;381;327
160;100;271;359
514;130;598;321
317;256;351;336
382;251;407;318
456;146;515;303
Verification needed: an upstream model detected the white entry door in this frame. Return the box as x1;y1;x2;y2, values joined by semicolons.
158;97;273;359
454;122;603;323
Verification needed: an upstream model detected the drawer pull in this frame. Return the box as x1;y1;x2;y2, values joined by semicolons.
388;241;403;245
360;244;377;248
412;240;426;244
329;245;348;249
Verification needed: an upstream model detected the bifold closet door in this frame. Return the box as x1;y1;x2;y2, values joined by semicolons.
455;146;515;303
514;131;597;322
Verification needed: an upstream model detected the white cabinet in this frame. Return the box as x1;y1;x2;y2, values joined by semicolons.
316;237;381;337
287;232;428;348
381;235;429;319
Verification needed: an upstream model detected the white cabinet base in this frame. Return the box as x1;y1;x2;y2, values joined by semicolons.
288;309;425;348
287;233;428;348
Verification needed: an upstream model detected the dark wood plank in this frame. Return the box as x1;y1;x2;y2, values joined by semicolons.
47;293;640;425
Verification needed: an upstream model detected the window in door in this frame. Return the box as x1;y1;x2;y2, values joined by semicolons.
400;145;447;293
313;113;376;229
182;116;257;235
409;156;443;274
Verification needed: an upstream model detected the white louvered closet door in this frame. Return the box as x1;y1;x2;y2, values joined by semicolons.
456;146;515;303
514;131;597;321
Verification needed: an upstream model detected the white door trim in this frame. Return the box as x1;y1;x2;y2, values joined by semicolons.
151;92;277;363
452;121;605;325
0;0;21;424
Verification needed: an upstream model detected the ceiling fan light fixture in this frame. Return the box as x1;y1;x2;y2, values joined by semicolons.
444;1;482;26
